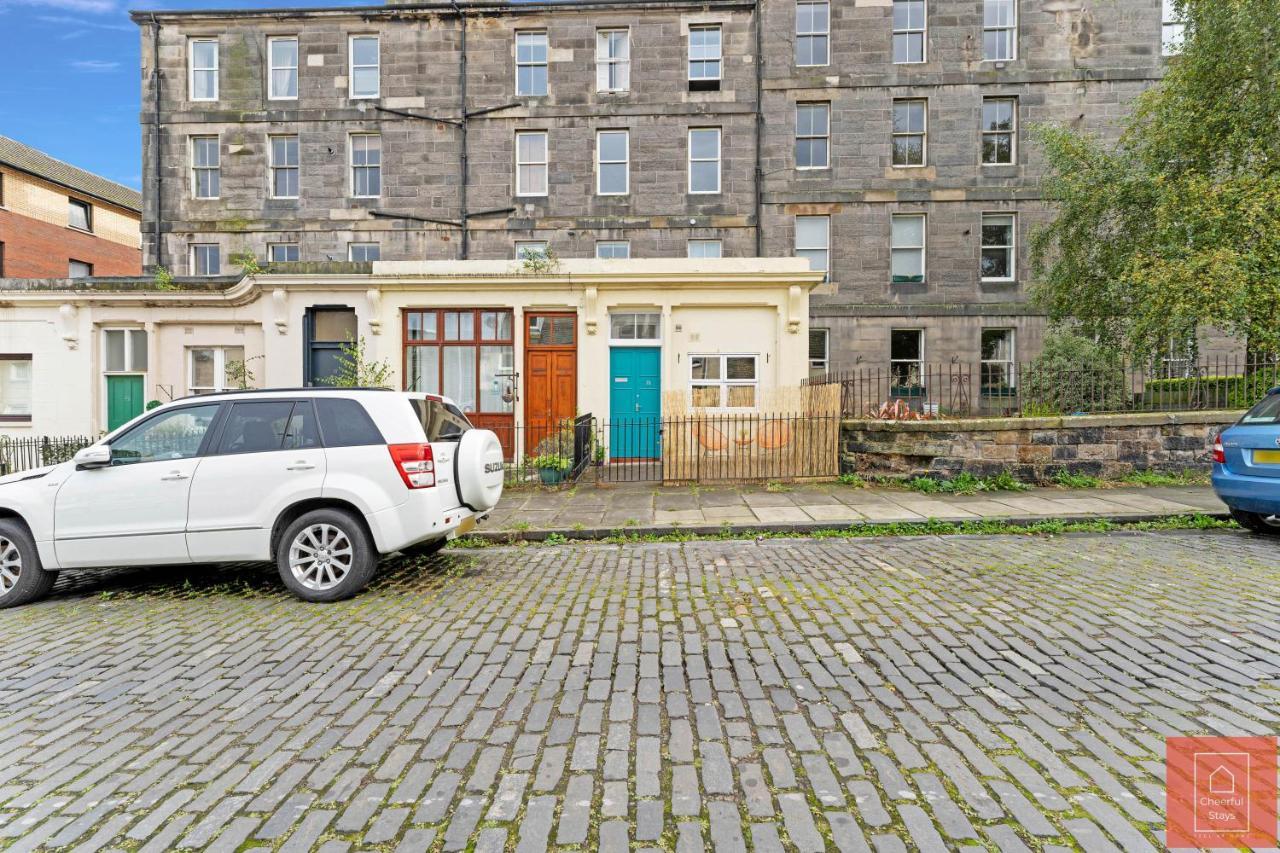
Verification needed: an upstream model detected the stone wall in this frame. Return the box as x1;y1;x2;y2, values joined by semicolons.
841;411;1242;482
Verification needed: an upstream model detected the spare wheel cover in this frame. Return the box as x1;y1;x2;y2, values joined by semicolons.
456;429;505;511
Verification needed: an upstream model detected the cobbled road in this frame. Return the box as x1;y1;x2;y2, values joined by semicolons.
1;531;1278;852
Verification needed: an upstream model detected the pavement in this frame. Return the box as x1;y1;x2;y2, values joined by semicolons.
482;482;1227;539
2;530;1279;852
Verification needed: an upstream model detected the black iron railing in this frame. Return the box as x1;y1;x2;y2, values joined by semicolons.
0;435;94;476
806;356;1280;419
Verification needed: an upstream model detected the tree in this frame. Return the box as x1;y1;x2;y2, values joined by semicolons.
1030;0;1280;361
333;336;393;388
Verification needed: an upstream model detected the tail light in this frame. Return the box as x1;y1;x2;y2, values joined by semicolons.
388;443;436;489
1212;435;1225;464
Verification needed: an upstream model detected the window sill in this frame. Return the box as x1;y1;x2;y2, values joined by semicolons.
67;225;94;235
0;418;33;426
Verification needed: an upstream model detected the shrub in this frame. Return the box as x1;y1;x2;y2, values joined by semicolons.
529;453;571;472
1020;330;1129;415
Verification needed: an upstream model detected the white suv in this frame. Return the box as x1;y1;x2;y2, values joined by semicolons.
0;389;504;606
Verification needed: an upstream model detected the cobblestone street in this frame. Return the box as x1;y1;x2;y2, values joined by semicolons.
1;531;1278;852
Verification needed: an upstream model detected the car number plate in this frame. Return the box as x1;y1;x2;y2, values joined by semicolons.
1253;449;1280;464
456;516;478;535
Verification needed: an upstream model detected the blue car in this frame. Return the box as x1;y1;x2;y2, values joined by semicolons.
1212;388;1280;533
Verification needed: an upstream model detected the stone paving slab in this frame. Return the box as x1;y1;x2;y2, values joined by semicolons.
2;531;1279;852
483;482;1224;538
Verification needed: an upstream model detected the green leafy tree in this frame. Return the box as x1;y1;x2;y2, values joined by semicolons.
333;336;393;388
1020;330;1130;415
1030;0;1280;361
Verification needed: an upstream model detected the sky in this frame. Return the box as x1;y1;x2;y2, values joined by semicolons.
0;0;377;190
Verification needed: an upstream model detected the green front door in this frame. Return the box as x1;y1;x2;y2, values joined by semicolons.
106;375;145;431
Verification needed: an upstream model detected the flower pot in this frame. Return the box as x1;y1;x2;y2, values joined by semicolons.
538;467;567;485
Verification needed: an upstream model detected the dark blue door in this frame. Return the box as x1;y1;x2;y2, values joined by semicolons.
610;347;661;459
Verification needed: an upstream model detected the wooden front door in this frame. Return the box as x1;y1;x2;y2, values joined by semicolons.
524;313;577;455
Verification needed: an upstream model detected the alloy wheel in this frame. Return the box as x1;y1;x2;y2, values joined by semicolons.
0;536;21;597
288;524;354;591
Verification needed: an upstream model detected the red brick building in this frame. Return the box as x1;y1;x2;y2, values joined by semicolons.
0;135;141;279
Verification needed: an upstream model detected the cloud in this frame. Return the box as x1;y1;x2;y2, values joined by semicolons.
71;59;121;72
36;13;133;30
0;0;118;13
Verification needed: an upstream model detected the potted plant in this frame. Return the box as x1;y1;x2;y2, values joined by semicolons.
530;453;572;485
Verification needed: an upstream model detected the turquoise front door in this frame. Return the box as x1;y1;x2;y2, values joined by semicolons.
609;347;661;459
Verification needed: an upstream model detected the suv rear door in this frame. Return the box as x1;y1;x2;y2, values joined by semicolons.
409;396;471;513
186;399;326;561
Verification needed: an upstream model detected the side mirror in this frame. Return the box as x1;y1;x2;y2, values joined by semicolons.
73;445;112;469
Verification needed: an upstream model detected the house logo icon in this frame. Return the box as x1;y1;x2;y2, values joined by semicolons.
1208;766;1236;796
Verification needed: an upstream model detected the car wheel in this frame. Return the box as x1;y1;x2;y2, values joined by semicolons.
277;509;377;602
1229;508;1280;535
0;519;58;609
400;538;448;559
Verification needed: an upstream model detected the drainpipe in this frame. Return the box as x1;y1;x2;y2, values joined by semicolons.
752;0;764;257
453;1;469;260
150;13;164;271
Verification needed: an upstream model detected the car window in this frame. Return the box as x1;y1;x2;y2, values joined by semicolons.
315;397;384;447
110;404;220;465
409;398;472;442
282;402;321;450
216;401;297;455
1240;394;1280;425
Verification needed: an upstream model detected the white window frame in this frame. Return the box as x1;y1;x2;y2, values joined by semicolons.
980;328;1016;392
688;128;721;195
1161;0;1186;56
982;0;1017;61
0;355;33;422
980;212;1016;282
890;213;926;284
189;37;218;102
191;136;220;200
892;0;927;64
596;241;630;259
270;134;300;199
350;133;381;198
348;242;380;262
188;345;246;395
795;0;830;67
687;239;723;258
981;96;1017;166
191;243;220;276
268;243;299;263
515;131;549;197
795;102;830;170
103;328;148;374
267;36;299;100
596;28;630;93
515;30;549;97
596;129;629;196
889;329;924;389
809;328;830;375
69;259;93;278
516;241;549;261
690;353;758;409
348;34;380;99
795;214;830;282
892;99;927;168
687;24;722;83
609;312;661;345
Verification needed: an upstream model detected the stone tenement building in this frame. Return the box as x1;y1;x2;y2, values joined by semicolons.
131;0;1181;374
